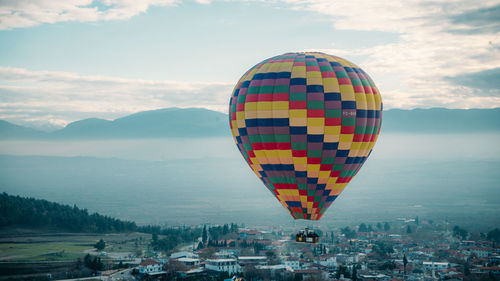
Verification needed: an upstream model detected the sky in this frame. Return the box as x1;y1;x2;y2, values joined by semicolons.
0;0;499;130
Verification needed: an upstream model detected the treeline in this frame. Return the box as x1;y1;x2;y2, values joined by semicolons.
151;227;202;252
0;192;137;233
149;223;240;253
453;225;500;242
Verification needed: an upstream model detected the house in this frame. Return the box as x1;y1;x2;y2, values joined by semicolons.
469;247;492;258
293;269;326;280
139;259;164;274
359;273;390;281
238;256;268;266
216;249;237;259
423;261;449;271
205;258;241;274
177;257;200;267
283;257;301;270
318;255;337;268
471;266;500;279
256;265;289;280
489;255;500;265
239;229;263;240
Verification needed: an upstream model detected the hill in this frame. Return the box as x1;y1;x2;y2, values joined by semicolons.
0;192;138;233
0;120;46;139
51;107;228;139
0;107;499;140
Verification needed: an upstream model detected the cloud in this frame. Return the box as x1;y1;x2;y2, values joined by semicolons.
279;0;500;109
451;3;500;34
0;0;178;30
447;68;500;93
0;66;233;128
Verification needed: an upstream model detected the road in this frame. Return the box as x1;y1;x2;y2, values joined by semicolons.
55;268;135;281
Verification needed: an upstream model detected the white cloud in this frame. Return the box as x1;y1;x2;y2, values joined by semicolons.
281;0;500;109
1;0;499;126
0;0;178;30
0;66;233;128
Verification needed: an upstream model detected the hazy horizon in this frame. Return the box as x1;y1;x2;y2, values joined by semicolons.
1;132;499;231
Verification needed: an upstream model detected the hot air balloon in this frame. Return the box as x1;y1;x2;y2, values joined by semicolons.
228;52;382;226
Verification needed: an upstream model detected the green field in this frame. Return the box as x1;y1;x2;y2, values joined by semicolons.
0;231;152;261
0;242;90;261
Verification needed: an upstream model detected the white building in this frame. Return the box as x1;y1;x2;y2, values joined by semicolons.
205;259;241;274
359;273;390;281
318;256;337;268
177;257;200;267
216;250;237;259
423;262;449;271
238;256;267;266
283;258;301;270
139;259;164;274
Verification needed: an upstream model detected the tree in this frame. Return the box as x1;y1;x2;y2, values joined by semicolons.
202;224;208;244
266;250;280;265
199;247;216;259
464;262;471;276
359;223;368;232
336;266;350;279
135;248;142;257
165;259;187;280
341;227;356;239
83;254;103;272
230;223;239;233
384;222;390;231
487;228;500;243
453;226;468;240
379;261;396;270
94;239;105;251
403;254;408;276
377;223;383;230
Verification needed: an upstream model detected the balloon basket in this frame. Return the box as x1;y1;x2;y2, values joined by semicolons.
295;227;319;244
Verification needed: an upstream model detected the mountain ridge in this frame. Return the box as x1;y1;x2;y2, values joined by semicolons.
1;107;499;140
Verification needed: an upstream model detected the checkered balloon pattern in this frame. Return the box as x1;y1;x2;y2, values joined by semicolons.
229;52;382;220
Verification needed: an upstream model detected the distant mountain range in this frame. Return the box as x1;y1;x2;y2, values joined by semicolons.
0;108;228;139
0;107;499;139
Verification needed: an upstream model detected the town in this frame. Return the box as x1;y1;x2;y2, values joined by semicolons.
83;219;500;281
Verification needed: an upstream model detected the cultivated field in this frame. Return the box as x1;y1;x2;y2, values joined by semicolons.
0;229;152;262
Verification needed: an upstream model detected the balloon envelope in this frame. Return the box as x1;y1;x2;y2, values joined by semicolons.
229;52;382;220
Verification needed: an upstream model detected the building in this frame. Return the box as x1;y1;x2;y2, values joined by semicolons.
177;257;200;267
358;273;390;281
423;261;449;271
238;256;267;266
317;255;337;268
216;250;237;259
139;259;164;274
283;257;301;270
469;247;492;258
205;259;241;274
